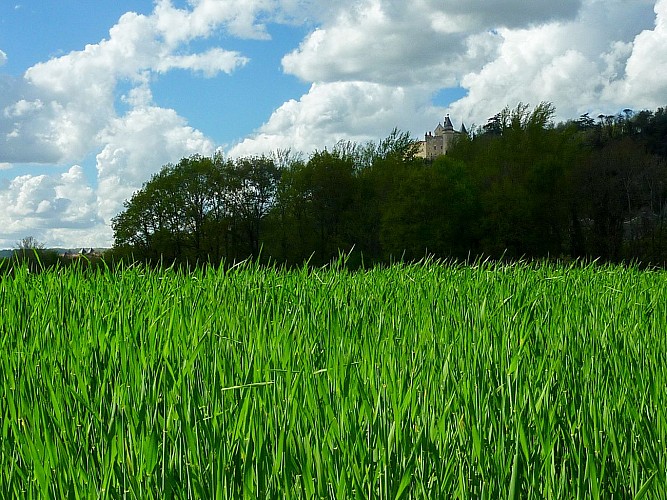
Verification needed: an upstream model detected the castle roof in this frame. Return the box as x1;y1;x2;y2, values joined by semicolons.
443;115;454;131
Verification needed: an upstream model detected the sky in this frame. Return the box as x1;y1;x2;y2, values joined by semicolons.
0;0;665;249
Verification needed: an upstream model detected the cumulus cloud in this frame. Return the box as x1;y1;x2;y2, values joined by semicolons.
95;104;216;225
1;0;275;167
0;101;215;247
448;0;663;125
1;75;60;163
0;0;257;247
276;0;660;135
200;0;666;157
0;165;100;246
156;48;249;76
281;0;584;86
0;8;248;166
439;0;582;28
606;0;667;109
282;3;473;85
229;81;443;156
236;0;656;155
153;0;278;43
4;99;44;118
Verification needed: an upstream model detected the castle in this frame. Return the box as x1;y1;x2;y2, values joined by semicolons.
416;115;467;160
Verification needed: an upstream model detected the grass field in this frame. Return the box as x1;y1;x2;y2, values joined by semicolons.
0;260;665;498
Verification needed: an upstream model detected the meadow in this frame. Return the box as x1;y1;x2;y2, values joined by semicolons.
0;260;665;498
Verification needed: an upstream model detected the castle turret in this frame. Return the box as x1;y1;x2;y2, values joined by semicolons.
416;114;463;160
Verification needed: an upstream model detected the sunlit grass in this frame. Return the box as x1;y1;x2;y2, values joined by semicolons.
0;260;665;498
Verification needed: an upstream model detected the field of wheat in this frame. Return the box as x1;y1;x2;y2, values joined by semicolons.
1;261;665;498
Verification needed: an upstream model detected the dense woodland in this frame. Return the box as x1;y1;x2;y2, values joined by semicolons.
5;102;667;271
107;102;667;268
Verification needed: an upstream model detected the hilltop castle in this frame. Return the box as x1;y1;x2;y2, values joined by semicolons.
416;115;467;160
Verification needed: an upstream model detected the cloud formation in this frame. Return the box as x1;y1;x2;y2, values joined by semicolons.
282;0;583;86
449;0;662;124
246;0;661;145
2;9;246;166
230;81;441;156
606;0;667;108
0;1;251;247
153;0;276;42
95;101;216;225
0;165;100;244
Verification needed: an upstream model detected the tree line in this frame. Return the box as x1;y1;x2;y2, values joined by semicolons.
107;102;667;268
6;101;666;273
0;236;106;275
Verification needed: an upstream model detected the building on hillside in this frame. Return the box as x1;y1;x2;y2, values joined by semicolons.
63;248;101;259
416;115;467;160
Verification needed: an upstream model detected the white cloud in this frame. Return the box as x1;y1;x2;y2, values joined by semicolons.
156;48;249;76
605;0;667;109
4;99;44;118
0;165;100;247
282;4;467;85
153;0;277;44
281;0;584;86
1;2;256;167
95;104;216;225
0;50;7;66
438;0;583;28
274;0;662;136
2;0;660;165
214;0;665;158
229;81;443;156
0;0;255;247
446;0;663;126
0;102;215;248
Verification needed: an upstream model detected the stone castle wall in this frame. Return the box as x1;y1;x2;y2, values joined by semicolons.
416;116;465;160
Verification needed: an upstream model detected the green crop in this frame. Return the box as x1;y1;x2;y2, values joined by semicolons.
0;260;665;498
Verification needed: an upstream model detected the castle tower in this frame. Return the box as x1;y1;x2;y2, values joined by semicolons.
416;115;463;160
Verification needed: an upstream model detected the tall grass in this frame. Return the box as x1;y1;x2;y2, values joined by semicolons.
0;260;665;498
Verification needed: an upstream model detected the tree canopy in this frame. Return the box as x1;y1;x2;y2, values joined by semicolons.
109;104;667;268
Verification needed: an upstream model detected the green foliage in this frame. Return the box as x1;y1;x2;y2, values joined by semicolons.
447;104;582;258
449;103;667;263
111;154;280;265
377;156;478;261
111;105;667;268
5;236;61;273
1;261;665;496
481;102;555;136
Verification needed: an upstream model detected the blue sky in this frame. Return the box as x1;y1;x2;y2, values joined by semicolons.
1;2;152;71
0;0;664;248
1;1;311;157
